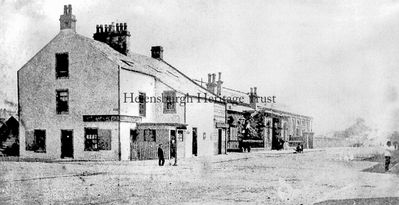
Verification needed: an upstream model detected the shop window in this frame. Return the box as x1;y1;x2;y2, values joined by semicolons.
84;128;111;151
144;129;156;142
85;128;98;151
56;53;69;78
26;130;46;153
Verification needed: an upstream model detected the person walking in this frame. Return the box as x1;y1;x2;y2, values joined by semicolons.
384;141;395;172
158;144;165;166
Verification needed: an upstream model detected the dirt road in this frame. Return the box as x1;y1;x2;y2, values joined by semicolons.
1;147;398;204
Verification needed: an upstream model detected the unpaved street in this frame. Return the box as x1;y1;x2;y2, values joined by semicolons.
1;148;399;204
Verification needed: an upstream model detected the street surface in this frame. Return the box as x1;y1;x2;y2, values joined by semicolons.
1;147;399;204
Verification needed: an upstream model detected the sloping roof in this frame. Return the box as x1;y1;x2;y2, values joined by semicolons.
70;31;221;100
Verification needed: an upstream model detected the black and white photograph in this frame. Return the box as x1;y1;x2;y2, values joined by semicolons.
1;0;399;204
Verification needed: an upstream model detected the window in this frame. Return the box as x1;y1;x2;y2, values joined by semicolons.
84;128;111;151
163;91;176;113
56;89;69;114
34;130;46;153
56;53;69;78
144;129;156;142
85;128;98;151
139;92;146;117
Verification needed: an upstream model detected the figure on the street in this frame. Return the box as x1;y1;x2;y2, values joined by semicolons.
158;144;165;166
295;143;303;153
170;139;177;166
384;141;395;172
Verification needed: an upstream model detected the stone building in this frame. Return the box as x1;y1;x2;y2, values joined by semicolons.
18;5;227;160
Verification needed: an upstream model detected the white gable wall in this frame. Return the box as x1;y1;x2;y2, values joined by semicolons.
18;30;120;160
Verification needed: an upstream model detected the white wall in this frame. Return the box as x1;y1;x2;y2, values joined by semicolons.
119;69;155;122
19;30;119;160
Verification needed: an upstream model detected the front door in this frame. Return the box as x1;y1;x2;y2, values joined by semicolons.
61;130;73;158
192;128;197;156
218;129;222;154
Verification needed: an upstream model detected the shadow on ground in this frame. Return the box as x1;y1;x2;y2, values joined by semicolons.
314;197;399;205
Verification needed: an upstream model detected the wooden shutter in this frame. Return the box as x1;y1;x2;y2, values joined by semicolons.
98;129;111;150
25;130;34;151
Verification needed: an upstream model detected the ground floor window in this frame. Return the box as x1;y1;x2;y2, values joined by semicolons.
25;129;46;153
144;129;156;142
84;128;112;151
85;128;98;151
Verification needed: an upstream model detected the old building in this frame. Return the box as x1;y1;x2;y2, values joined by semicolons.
18;5;227;160
197;73;313;151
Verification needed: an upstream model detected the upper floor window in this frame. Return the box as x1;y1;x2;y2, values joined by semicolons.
139;92;146;117
163;91;176;113
56;89;69;114
56;53;69;78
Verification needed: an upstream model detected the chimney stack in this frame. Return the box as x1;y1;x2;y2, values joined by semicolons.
151;46;164;59
216;72;223;96
206;73;217;94
93;22;131;55
59;4;77;32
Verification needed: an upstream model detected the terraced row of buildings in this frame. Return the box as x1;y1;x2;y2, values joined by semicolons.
17;5;313;161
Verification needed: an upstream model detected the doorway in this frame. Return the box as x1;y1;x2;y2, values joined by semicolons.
61;130;73;158
218;129;222;154
192;128;197;156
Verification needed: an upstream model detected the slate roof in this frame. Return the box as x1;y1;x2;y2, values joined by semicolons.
70;31;221;100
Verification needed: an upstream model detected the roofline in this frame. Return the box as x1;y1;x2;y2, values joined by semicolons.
160;59;222;99
260;107;312;119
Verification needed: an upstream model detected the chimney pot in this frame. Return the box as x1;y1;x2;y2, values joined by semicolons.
250;87;253;95
208;74;211;83
218;72;221;81
151;46;164;59
212;73;216;83
254;87;257;95
93;22;131;55
124;23;127;30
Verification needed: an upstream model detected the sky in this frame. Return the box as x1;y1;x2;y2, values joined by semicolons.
1;0;399;135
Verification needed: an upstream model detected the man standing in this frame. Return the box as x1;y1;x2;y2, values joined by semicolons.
384;141;395;172
158;144;165;166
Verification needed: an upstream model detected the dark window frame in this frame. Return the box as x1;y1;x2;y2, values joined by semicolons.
56;89;69;114
33;129;46;153
163;91;176;114
55;52;69;79
84;127;99;151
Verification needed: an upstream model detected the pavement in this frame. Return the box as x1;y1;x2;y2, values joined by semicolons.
0;147;398;204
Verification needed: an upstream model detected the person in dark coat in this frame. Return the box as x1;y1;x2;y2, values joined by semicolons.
158;144;165;166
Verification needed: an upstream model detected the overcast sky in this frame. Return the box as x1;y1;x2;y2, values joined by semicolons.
1;0;399;135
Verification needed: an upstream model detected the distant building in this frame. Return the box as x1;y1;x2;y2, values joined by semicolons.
18;5;227;160
196;73;313;151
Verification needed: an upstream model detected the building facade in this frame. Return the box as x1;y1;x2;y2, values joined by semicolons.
197;73;314;151
18;5;227;161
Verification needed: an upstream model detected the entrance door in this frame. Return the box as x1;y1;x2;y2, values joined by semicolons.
218;129;222;154
192;128;197;156
61;130;73;158
130;129;139;160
